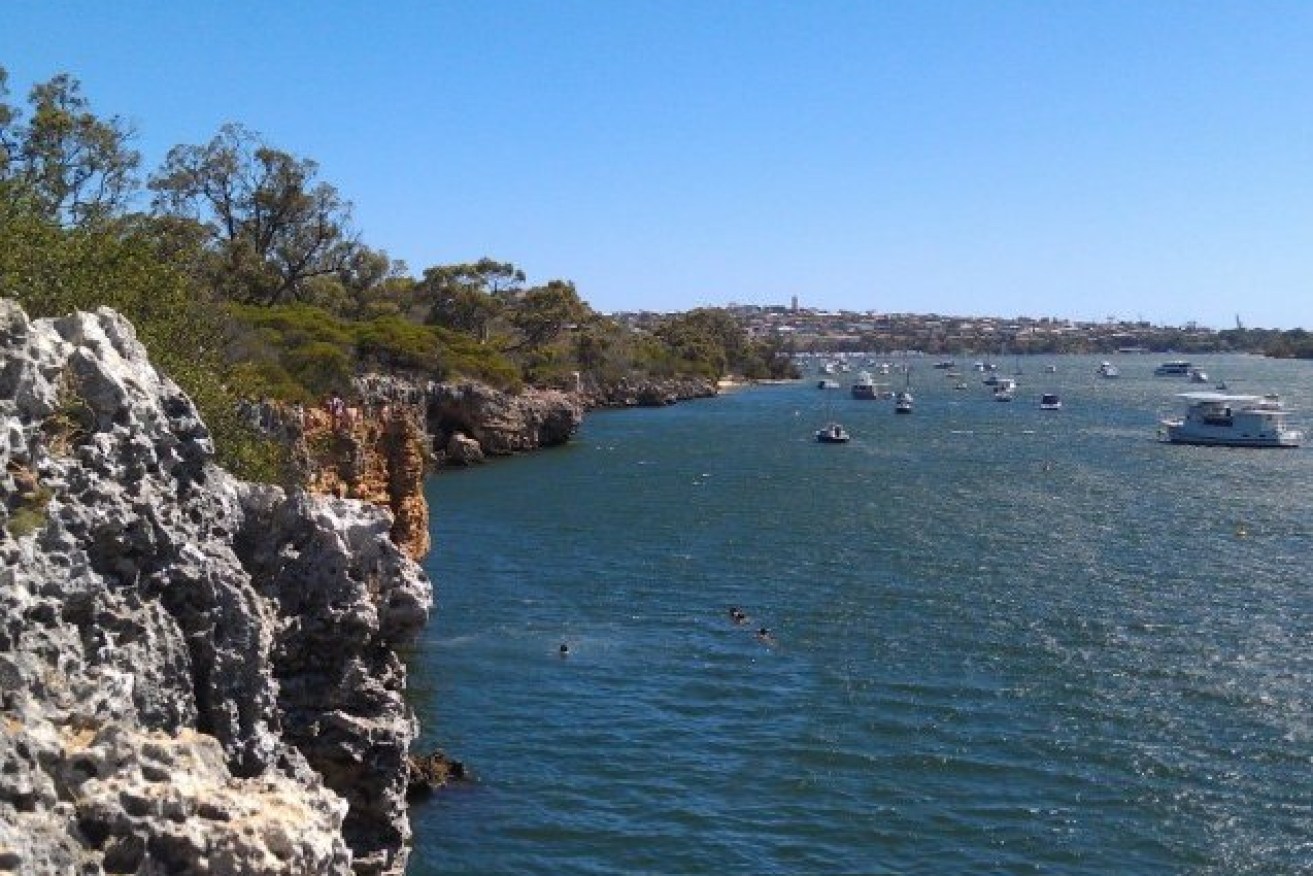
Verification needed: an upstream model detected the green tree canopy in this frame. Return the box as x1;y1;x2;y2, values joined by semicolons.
149;123;360;305
417;258;525;339
0;67;140;227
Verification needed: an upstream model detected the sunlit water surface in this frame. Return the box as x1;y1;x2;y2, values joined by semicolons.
408;355;1313;875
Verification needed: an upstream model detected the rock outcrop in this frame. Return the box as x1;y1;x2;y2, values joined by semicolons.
0;301;432;875
425;381;582;463
296;406;431;561
581;375;719;408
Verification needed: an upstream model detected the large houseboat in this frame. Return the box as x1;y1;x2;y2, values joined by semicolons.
1159;392;1302;448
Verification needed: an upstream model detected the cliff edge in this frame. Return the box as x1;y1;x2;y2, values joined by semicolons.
0;301;432;875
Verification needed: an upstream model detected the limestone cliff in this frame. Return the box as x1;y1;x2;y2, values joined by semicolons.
0;301;431;876
293;406;431;561
580;375;719;409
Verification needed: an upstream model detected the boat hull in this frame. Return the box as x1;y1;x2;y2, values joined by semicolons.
1162;428;1300;448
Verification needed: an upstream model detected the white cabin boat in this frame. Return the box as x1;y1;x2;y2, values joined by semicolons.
815;422;851;443
1160;392;1302;448
1154;360;1193;376
851;371;886;400
1096;361;1120;379
1038;393;1062;410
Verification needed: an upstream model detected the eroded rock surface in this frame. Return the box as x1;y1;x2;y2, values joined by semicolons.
0;301;431;875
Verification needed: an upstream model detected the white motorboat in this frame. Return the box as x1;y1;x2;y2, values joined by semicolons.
1096;361;1120;379
1189;368;1209;383
1159;392;1302;448
1154;360;1193;376
815;422;851;443
993;378;1016;401
1038;393;1062;410
817;379;841;390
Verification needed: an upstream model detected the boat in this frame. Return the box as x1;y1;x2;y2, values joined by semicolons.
850;371;881;400
1038;393;1062;410
894;369;913;413
1189;368;1209;384
1154;360;1193;376
1096;361;1120;379
817;379;841;390
815;422;851;443
933;359;955;369
993;377;1016;401
1159;392;1302;448
1045;364;1058;374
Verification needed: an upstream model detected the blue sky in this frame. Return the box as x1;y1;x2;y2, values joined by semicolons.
4;1;1311;329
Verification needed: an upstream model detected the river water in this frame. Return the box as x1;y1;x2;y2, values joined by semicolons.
407;354;1313;875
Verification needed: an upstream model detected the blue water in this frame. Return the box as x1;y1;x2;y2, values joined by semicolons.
407;355;1313;875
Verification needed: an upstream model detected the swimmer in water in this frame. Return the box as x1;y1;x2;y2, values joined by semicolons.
559;642;570;657
756;626;774;645
729;606;748;624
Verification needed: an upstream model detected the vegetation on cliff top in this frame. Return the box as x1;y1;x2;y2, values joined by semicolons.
1;66;796;480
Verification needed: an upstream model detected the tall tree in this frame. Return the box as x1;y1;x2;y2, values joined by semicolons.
149;123;359;305
0;67;140;226
417;258;524;340
506;279;591;352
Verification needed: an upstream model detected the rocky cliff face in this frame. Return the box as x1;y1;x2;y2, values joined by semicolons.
0;301;431;875
351;376;583;469
580;375;719;409
293;406;431;561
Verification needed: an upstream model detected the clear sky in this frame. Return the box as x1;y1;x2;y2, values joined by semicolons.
4;1;1311;329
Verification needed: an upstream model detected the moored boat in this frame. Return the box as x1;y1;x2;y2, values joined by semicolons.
850;371;884;399
815;422;851;443
1039;393;1062;410
1159;392;1302;448
1096;361;1120;379
1154;360;1193;376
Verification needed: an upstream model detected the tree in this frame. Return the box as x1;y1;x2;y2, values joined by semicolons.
417;258;524;340
0;67;140;227
506;280;590;352
149;123;359;305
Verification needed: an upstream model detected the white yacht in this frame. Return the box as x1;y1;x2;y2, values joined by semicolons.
1096;361;1120;379
993;378;1017;401
1159;392;1302;448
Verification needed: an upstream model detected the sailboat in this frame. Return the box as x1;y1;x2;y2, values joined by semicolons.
894;367;913;414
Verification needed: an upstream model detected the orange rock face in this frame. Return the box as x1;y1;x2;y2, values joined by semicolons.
298;404;431;561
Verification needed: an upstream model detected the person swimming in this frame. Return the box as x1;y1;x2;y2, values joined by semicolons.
729;606;748;624
755;626;774;644
559;642;570;656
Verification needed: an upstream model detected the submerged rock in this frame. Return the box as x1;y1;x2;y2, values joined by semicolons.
0;301;432;876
